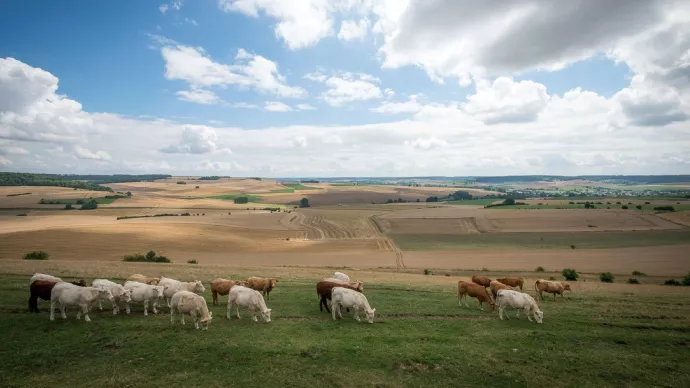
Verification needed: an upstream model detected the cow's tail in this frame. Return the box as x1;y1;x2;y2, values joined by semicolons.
534;279;540;295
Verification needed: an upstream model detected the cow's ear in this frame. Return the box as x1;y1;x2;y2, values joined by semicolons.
266;309;272;312
371;308;376;313
209;311;213;317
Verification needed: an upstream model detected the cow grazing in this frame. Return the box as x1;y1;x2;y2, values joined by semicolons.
226;285;272;323
496;289;544;323
158;277;206;308
316;279;364;313
471;275;492;288
50;283;113;322
496;277;524;291
246;276;279;300
210;278;248;305
170;290;213;330
127;274;160;285
92;279;133;315
534;279;571;301
30;273;62;285
489;280;513;300
330;287;376;323
29;279;85;313
124;281;166;315
332;271;350;281
458;280;495;311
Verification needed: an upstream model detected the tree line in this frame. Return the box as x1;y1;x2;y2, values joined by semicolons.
0;173;112;192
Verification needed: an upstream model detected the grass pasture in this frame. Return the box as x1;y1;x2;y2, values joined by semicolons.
391;230;690;251
2;272;690;387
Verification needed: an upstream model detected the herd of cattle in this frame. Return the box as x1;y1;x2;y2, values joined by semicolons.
27;270;572;329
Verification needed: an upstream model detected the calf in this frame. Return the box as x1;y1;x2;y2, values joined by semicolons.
158;277;205;307
489;280;512;300
29;279;84;313
332;271;350;281
471;275;492;288
316;279;363;313
458;280;495;311
535;279;572;301
127;273;160;285
227;286;272;323
496;277;524;291
92;279;133;315
210;278;248;305
246;276;279;300
331;287;376;323
50;283;113;322
170;291;213;330
124;281;166;315
496;289;544;323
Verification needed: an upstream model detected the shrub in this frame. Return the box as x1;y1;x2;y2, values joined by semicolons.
570;244;576;249
644;202;650;204
503;198;516;206
234;196;249;204
535;266;545;272
663;279;681;286
187;260;198;264
683;272;690;286
16;213;27;216
123;252;171;263
300;198;310;208
616;201;621;204
181;212;190;216
562;268;579;281
23;251;49;260
621;205;628;210
627;278;640;284
632;270;646;276
64;204;74;210
145;250;157;260
76;199;84;204
568;201;575;204
80;200;98;210
599;272;615;283
653;206;675;212
423;269;431;275
176;181;186;185
635;205;642;210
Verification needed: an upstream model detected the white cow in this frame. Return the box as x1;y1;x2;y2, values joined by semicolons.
226;285;271;323
124;281;166;316
170;291;213;330
30;273;63;285
331;287;376;323
50;282;113;322
496;289;544;324
332;271;351;281
92;279;133;315
158;277;206;308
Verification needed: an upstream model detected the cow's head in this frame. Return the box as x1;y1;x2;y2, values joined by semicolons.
148;278;160;285
260;308;272;323
74;279;87;287
354;282;364;292
98;288;115;303
193;280;206;293
365;308;376;324
562;282;572;291
533;309;544;324
236;280;249;287
120;289;133;303
200;311;213;331
155;286;166;298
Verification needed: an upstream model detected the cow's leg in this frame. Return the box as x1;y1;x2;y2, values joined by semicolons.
235;304;241;320
331;301;338;321
553;293;557;301
153;299;159;314
166;297;171;308
212;291;218;306
525;309;533;322
50;300;56;321
170;307;175;325
98;299;103;311
143;299;149;316
352;306;360;322
251;309;258;322
463;295;471;308
81;304;91;322
184;311;189;327
478;299;484;311
226;302;232;320
125;302;131;315
60;303;67;319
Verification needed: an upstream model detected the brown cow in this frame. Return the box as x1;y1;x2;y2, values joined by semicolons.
458;280;495;311
29;279;85;312
246;277;279;300
496;277;524;291
535;279;572;301
316;279;363;313
210;278;248;305
489;280;512;300
127;274;160;285
471;275;492;288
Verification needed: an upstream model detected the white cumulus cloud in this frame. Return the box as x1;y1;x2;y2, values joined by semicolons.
160;125;219;154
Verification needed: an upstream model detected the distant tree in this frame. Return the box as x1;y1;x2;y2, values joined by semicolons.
80;199;98;210
599;272;615;283
562;268;579;281
636;205;642;210
300;198;310;208
426;196;439;202
503;198;516;206
63;204;74;210
416;198;420;202
451;191;473;200
126;191;132;197
621;205;629;210
233;196;249;204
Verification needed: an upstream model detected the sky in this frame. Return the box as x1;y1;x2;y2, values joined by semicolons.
0;0;689;177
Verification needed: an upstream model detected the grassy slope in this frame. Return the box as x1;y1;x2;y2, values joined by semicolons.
391;230;690;251
1;274;688;387
282;183;322;190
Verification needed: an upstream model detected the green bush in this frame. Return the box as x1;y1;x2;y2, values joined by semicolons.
16;213;27;216
145;250;156;260
23;251;49;260
632;270;646;276
653;206;675;212
123;252;171;263
234;196;249;204
535;266;545;272
627;278;640;284
635;205;642;210
423;269;431;275
683;272;690;286
663;279;681;286
599;272;615;283
621;205;628;210
562;268;579;281
64;204;74;210
80;200;98;210
187;260;198;264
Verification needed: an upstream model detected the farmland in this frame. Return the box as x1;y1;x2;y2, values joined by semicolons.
1;175;690;387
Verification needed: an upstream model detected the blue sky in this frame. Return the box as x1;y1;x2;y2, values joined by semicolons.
0;0;688;176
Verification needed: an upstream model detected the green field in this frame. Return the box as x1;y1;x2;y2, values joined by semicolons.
391;230;690;251
281;182;321;190
2;274;689;387
205;194;263;202
38;197;121;205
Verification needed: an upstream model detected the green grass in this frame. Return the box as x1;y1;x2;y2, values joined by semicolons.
38;197;120;205
1;274;689;387
268;188;296;193
281;182;322;190
205;194;263;202
391;230;690;251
